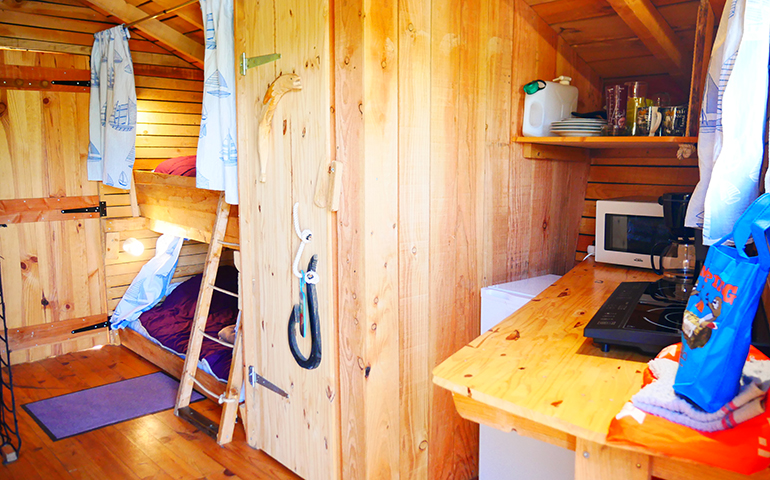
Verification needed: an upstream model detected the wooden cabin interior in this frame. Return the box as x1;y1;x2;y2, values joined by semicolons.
0;0;728;478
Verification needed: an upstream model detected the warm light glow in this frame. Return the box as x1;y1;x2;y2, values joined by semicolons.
123;237;144;256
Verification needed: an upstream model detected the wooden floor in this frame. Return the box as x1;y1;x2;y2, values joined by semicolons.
0;345;300;480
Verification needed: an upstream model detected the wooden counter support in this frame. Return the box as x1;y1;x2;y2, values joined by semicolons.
434;259;770;480
453;394;576;451
576;438;651;480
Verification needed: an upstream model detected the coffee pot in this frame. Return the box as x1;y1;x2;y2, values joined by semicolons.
650;193;698;300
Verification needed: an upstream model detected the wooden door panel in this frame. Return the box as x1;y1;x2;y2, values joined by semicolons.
0;73;107;364
235;1;339;478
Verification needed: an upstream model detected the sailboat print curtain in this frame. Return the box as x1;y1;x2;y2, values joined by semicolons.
197;0;238;204
88;25;137;189
685;0;770;244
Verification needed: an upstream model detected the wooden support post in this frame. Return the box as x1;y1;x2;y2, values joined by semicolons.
575;438;651;480
129;171;140;218
216;326;243;445
687;0;716;137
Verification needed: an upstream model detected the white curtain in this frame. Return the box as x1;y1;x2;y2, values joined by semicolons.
111;235;184;329
685;0;770;244
88;25;137;189
197;0;238;204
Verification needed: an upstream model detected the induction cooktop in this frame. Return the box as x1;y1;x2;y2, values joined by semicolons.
583;280;685;354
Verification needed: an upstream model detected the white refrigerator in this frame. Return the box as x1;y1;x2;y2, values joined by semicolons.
479;275;575;480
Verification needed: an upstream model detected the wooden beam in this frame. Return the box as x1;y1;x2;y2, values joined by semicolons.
605;0;689;80
79;0;204;68
0;196;101;224
709;0;727;19
5;313;109;352
147;0;203;30
0;65;90;92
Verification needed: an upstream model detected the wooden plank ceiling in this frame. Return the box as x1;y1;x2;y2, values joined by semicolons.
524;0;710;87
2;0;715;82
0;0;204;69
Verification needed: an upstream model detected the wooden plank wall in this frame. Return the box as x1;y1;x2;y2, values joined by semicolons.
575;147;700;262
334;0;602;478
0;49;107;364
101;70;204;314
0;2;205;357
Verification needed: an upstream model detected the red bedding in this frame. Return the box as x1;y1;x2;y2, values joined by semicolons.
153;155;197;177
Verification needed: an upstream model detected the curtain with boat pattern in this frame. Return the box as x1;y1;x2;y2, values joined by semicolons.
87;25;137;190
197;0;238;204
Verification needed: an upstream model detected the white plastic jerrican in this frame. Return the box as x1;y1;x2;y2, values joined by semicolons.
522;76;579;137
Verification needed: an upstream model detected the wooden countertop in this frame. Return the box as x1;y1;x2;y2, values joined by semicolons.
433;259;660;445
433;259;770;479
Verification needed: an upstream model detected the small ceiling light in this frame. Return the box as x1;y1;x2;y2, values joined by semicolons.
122;237;144;256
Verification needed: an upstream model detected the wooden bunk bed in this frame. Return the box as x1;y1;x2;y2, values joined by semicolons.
117;169;241;419
131;170;239;245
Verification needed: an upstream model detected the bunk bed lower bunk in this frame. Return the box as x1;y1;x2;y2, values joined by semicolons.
116;163;240;404
116;266;239;395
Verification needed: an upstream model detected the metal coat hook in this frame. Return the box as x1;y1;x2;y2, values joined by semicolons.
288;255;322;370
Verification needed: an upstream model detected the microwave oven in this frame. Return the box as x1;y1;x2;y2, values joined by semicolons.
595;197;670;269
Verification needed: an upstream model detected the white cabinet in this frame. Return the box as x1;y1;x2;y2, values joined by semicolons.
480;275;575;480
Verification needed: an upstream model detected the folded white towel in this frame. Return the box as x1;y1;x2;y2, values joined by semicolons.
632;358;769;432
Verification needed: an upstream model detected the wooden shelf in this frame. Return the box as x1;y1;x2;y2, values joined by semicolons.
514;136;697;149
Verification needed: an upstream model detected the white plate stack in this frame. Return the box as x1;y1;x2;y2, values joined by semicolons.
549;118;606;137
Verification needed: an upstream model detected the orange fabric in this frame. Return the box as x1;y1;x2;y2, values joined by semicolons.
607;343;770;475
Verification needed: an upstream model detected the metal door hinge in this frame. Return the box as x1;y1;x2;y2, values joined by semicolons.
248;366;289;398
71;320;109;334
51;80;91;87
240;53;281;76
61;201;106;217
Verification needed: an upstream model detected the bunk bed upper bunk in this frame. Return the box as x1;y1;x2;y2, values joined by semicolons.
132;169;239;245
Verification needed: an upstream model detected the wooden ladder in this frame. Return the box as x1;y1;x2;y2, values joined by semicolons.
174;193;244;445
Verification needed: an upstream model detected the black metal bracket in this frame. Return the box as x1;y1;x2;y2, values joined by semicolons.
51;80;91;87
61;201;106;217
71;320;109;335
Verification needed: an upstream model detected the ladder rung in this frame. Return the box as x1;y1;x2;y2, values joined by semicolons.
201;330;235;349
218;240;240;249
210;285;239;298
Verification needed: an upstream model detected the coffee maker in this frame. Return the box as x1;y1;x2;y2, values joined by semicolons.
584;192;705;354
650;193;699;301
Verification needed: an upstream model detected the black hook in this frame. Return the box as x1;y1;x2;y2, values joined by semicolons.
288;255;321;369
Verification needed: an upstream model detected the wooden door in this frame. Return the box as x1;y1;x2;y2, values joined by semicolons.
234;2;339;479
0;52;107;364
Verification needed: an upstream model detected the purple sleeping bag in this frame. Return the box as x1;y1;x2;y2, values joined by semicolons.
139;265;239;380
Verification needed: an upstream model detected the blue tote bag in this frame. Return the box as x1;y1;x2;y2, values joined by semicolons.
674;193;770;413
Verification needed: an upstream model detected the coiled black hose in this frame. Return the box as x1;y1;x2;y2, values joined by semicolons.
288;255;322;369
